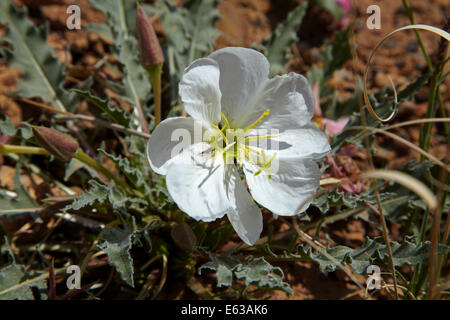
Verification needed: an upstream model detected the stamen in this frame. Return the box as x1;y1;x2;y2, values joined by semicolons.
243;145;261;155
252;150;277;179
244;109;270;132
220;112;231;130
244;135;279;142
211;124;228;145
223;141;236;152
206;109;278;180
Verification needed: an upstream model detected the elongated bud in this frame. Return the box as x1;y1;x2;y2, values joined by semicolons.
33;126;78;162
136;6;164;67
171;223;197;252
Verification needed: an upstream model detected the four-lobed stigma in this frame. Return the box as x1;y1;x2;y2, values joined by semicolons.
207;110;278;179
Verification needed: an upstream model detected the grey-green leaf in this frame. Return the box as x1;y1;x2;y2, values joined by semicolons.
155;0;221;74
199;251;292;294
87;0;151;128
62;180;109;212
294;237;450;274
73;90;130;126
0;164;39;219
0;1;73;112
0;264;46;300
258;2;308;76
99;227;135;287
234;257;293;294
0;116;16;136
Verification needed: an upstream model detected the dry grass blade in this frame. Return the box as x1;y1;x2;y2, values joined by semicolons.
383;118;450;130
347;126;449;172
361;169;438;210
151;254;168;299
363;24;450;122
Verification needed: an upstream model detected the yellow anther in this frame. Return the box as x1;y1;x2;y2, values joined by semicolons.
252;150;277;179
244;109;270;132
254;168;262;176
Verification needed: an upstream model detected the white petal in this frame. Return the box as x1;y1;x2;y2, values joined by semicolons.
208;47;269;126
147;117;200;175
244;158;321;216
166;149;231;222
248;124;331;160
238;73;315;130
224;165;263;245
179;58;222;125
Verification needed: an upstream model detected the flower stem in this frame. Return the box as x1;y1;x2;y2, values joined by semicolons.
0;144;139;197
146;63;163;125
74;149;132;193
0;144;50;156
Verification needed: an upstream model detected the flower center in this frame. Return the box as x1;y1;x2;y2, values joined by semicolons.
207;110;278;179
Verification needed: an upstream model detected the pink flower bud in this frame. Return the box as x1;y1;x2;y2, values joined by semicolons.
136;6;164;67
33;126;78;162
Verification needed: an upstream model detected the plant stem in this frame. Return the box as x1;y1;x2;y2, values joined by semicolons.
146;63;163;125
0;144;50;156
0;144;138;196
401;0;434;72
426;164;446;299
74;149;132;193
418;20;449;154
350;23;399;297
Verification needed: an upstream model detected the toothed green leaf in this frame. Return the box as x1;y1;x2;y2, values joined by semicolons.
312;188;395;214
73;89;131;127
87;0;151;128
291;238;450;274
315;0;345;20
322;28;351;79
99;227;135;287
153;0;221;74
199;251;292;294
257;2;308;76
62;179;146;212
113;35;152;118
0;1;77;112
62;180;109;212
99;149;150;195
234;257;293;294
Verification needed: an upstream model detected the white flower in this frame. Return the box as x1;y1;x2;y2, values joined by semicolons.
147;47;330;245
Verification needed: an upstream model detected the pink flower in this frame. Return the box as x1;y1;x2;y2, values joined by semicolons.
312;83;348;136
323;144;367;195
335;0;351;28
336;0;351;12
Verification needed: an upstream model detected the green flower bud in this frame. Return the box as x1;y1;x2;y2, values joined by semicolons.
170;223;197;252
